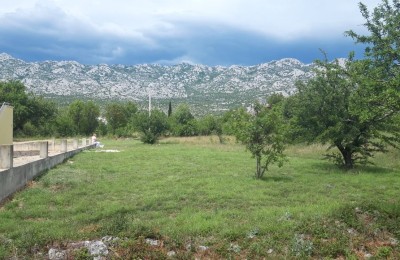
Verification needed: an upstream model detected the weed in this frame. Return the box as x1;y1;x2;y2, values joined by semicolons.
72;247;91;260
291;234;313;257
376;246;392;258
100;210;130;236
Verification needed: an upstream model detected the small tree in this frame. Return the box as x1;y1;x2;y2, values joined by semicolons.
68;100;100;136
104;101;138;136
134;109;169;144
233;104;286;179
169;104;198;136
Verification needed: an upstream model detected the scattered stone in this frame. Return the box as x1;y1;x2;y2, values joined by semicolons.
247;228;259;239
347;228;357;235
145;238;160;246
355;207;362;213
279;211;292;221
390;238;399;246
364;253;373;259
85;241;109;258
267;248;273;254
198;245;209;251
228;243;241;253
68;241;86;249
185;243;192;251
102;236;120;246
325;184;335;189
48;248;67;260
247;234;256;239
167;250;176;257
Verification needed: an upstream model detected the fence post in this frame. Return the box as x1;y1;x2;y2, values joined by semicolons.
0;145;13;169
73;139;78;149
61;139;68;152
52;138;56;151
40;141;48;158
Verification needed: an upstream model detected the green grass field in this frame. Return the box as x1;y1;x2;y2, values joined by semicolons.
1;136;399;259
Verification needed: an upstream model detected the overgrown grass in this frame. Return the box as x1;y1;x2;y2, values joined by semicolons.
0;136;399;258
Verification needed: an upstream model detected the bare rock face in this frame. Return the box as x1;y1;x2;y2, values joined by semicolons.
0;53;315;114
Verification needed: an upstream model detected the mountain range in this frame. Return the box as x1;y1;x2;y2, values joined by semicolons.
0;53;315;114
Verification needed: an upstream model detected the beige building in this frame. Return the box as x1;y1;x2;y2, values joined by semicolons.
0;103;13;145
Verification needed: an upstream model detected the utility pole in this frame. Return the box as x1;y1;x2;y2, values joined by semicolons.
148;91;152;117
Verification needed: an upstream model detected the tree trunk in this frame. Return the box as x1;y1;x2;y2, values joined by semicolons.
337;144;354;169
256;156;261;178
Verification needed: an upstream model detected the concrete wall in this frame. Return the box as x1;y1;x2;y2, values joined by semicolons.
0;144;95;204
0;104;13;145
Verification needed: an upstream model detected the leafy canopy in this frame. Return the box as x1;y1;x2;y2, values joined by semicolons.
291;0;400;168
232;103;286;179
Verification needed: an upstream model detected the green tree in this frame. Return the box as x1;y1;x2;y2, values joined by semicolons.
345;0;400;139
105;101;138;136
293;56;399;168
26;95;58;136
291;0;400;169
198;114;220;135
233;104;286;179
168;101;172;117
221;107;250;136
55;108;76;137
267;93;285;107
81;101;100;135
0;81;58;136
68;100;85;134
134;109;169;144
0;81;30;132
169;104;198;136
68;100;100;136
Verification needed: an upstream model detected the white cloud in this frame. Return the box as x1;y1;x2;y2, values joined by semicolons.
0;0;382;40
0;0;384;65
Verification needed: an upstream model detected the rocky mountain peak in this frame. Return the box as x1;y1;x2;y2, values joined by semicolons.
0;53;316;114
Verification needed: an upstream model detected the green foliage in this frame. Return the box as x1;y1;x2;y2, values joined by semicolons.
220;107;248;136
0;81;58;136
134;109;169;144
267;92;285;107
168;101;172;117
68;100;100;136
197;114;222;136
169;104;199;136
55;108;76;137
346;0;400;73
0;81;30;132
232;103;286;179
291;0;400;169
292;58;366;168
105;101;138;136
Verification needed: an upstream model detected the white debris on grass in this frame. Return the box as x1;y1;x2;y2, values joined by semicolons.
145;238;160;246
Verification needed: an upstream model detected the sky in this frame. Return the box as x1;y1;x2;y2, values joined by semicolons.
0;0;382;66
